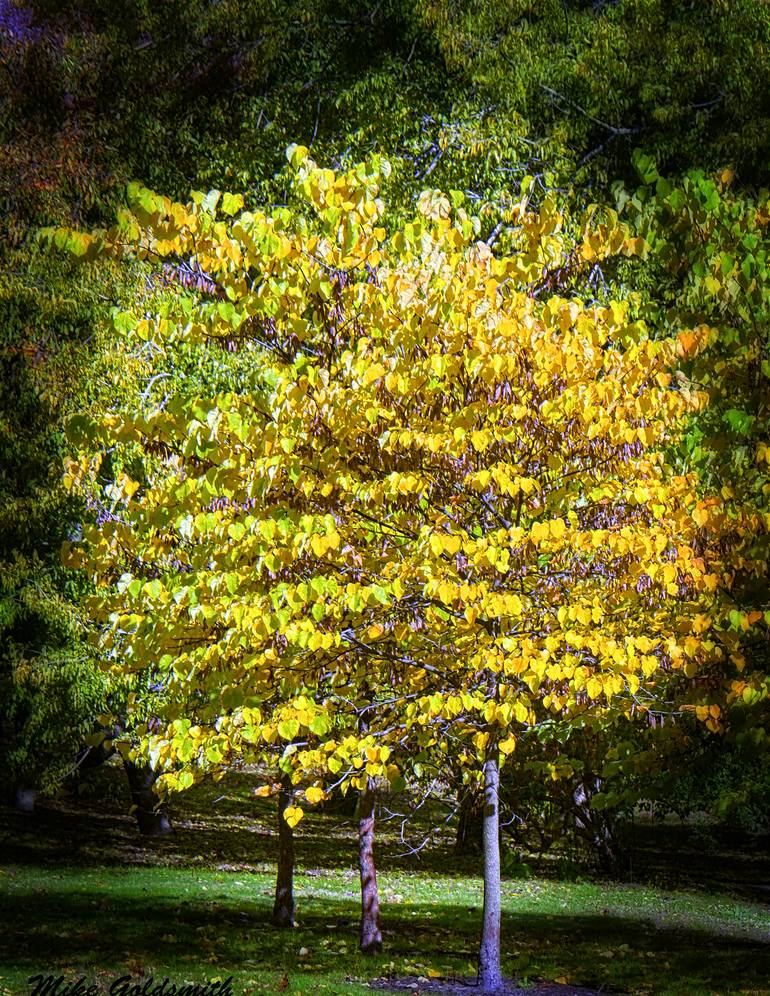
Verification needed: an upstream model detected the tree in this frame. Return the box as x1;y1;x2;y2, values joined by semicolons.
357;778;382;954
418;0;770;184
271;773;296;927
0;298;110;810
60;150;763;990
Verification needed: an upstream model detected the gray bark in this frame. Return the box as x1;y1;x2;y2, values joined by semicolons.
358;780;382;954
573;777;616;872
477;753;504;993
12;785;36;812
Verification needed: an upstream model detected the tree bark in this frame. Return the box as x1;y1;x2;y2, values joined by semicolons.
358;780;383;954
272;775;295;928
573;777;616;872
123;760;172;836
76;740;114;770
76;726;121;771
12;784;36;812
477;752;504;993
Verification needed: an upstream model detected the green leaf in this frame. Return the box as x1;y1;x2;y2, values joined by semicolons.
228;521;245;541
723;409;755;435
309;714;329;735
221;192;244;216
370;585;389;606
278;719;300;740
633;151;659;185
202;190;221;215
146;579;162;599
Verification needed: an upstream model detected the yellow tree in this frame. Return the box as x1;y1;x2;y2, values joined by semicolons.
60;150;758;990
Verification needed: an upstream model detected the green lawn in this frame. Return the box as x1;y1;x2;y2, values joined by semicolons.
1;770;769;995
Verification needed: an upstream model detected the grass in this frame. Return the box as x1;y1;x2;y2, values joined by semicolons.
1;766;769;996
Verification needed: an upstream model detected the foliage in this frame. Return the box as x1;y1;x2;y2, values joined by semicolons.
6;0;770;232
5;0;770;847
56;154;766;826
0;0;532;806
0;263;114;796
608;168;770;806
419;0;770;184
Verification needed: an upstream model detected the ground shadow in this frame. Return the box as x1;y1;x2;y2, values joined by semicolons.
0;877;768;994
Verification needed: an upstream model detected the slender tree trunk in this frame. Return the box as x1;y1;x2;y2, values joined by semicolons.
477;752;504;993
123;760;172;836
12;784;36;812
573;777;616;872
358;779;382;954
76;732;117;771
272;775;295;927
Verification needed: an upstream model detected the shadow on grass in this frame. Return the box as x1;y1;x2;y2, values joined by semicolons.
0;878;768;994
628;822;770;901
7;764;770;904
3;766;770;994
0;788;476;878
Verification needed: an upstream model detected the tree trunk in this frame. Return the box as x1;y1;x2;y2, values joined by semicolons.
477;753;504;993
573;777;617;873
123;760;172;836
272;775;295;928
358;780;382;954
76;729;119;771
12;785;36;812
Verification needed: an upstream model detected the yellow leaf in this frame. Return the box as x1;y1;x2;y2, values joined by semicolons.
326;530;341;550
362;363;386;387
283;805;304;828
499;736;517;755
513;701;529;723
586;676;603;698
471;429;490;452
576;605;592;626
692;505;708;527
310;534;328;557
444;533;462;555
549;518;566;540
